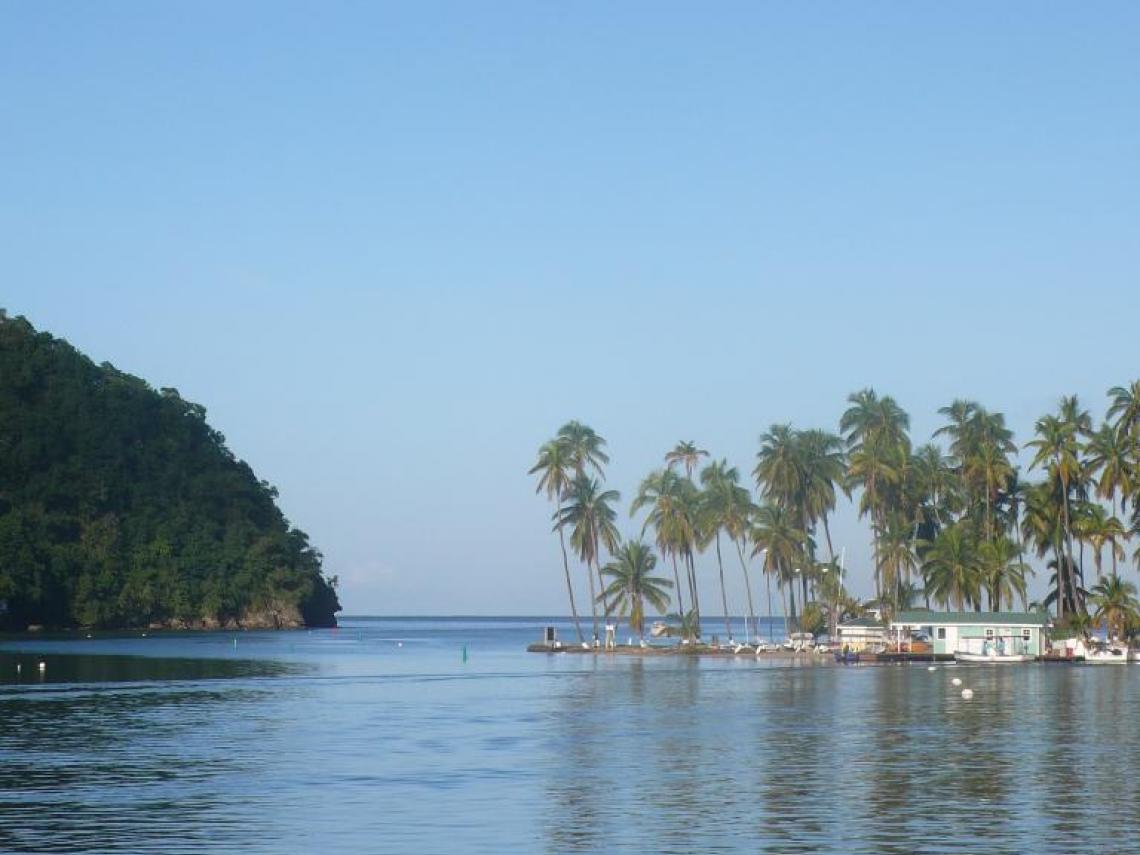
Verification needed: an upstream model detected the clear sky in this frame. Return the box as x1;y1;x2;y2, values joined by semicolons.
3;3;1138;615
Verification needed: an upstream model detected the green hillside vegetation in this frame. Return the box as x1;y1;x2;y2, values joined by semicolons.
0;313;340;630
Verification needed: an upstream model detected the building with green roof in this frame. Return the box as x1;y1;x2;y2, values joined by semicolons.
891;611;1050;657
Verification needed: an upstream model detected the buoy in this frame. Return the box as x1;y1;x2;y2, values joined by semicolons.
961;688;974;700
462;645;468;663
951;677;962;687
397;641;403;648
37;661;46;671
233;637;238;649
16;663;21;674
141;633;147;637
927;666;937;672
86;633;92;639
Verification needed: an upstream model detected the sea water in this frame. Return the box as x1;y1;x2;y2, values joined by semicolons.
2;616;1139;853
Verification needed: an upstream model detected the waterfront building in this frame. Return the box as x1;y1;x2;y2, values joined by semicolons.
890;611;1050;657
836;617;886;651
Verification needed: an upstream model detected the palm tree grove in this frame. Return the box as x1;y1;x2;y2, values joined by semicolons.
529;385;1140;646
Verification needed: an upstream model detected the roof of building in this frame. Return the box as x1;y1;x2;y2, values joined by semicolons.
892;610;1050;627
839;617;885;629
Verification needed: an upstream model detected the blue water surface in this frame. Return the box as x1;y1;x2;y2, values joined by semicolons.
2;616;1138;854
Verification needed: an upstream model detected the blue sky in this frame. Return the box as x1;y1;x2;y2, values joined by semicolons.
3;3;1138;614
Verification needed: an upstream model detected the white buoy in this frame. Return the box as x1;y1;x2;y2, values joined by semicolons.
37;661;46;672
951;677;962;687
397;641;403;648
961;688;974;699
927;665;937;671
16;663;21;674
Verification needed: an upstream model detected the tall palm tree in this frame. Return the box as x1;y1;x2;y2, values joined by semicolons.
665;441;710;481
1086;423;1135;518
751;503;807;631
1077;504;1127;579
841;390;911;601
558;421;610;478
922;524;981;611
1026;412;1082;616
977;536;1031;610
631;469;688;617
599;540;673;641
800;429;847;562
529;438;585;642
877;512;919;617
700;459;742;641
557;474;621;641
1107;381;1140;441
1090;573;1140;643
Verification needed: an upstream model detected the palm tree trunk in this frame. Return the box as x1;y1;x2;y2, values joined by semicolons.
686;551;701;638
822;514;836;562
765;565;774;641
558;526;584;644
595;561;611;624
715;533;732;641
670;553;686;617
734;539;757;641
1060;472;1079;612
1054;540;1065;619
585;556;599;642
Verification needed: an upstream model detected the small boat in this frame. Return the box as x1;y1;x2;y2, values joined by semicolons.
1085;643;1129;664
955;650;1034;663
649;621;671;638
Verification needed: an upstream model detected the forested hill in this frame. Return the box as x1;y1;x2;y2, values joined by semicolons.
0;313;340;630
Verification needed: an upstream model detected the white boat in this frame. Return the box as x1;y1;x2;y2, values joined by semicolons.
649;621;671;638
955;650;1034;663
1085;643;1129;664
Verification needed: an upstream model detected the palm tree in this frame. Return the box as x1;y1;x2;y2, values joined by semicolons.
977;536;1031;610
1107;381;1140;441
599;540;673;641
529;438;585;642
751;503;807;631
922;524;981;611
557;474;621;642
631;469;688;617
1090;574;1140;643
877;512;919;617
558;421;610;478
700;459;743;641
800;429;847;562
665;441;709;481
1074;503;1126;580
1086;423;1135;518
1026;412;1082;616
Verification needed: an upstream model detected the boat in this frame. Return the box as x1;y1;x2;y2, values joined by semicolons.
783;632;815;652
649;621;671;638
954;638;1033;663
1085;642;1129;664
955;650;1034;663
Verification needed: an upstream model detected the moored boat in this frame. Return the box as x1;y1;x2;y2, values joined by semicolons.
1085;642;1129;664
954;650;1034;663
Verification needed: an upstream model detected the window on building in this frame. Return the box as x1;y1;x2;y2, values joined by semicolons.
937;628;946;640
1022;629;1031;640
985;629;994;639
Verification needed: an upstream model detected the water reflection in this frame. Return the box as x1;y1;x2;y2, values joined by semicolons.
540;659;1140;854
5;622;1140;853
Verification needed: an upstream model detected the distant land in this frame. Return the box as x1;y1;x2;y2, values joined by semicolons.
0;312;340;631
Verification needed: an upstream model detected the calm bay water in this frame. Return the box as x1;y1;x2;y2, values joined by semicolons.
2;616;1139;853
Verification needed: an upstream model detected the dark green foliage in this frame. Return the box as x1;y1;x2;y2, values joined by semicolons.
0;315;340;630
